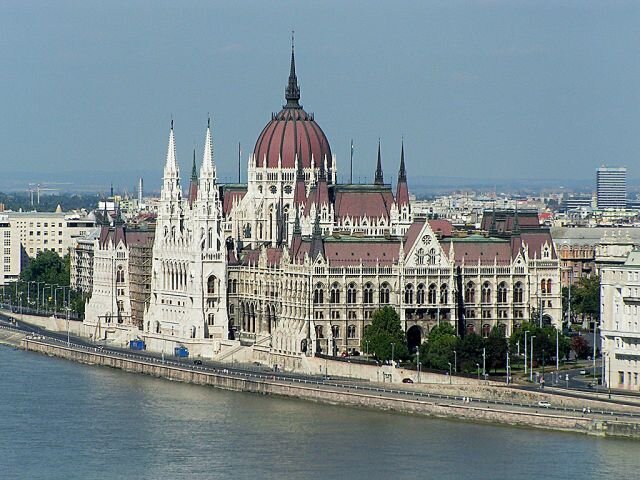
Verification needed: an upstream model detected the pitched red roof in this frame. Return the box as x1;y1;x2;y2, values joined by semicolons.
333;185;394;220
441;237;513;265
220;186;247;216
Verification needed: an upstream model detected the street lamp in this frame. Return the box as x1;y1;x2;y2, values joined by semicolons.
453;350;457;373
365;340;370;357
448;362;452;384
391;342;395;366
530;335;536;382
482;347;486;380
524;331;529;375
476;363;480;381
416;348;421;383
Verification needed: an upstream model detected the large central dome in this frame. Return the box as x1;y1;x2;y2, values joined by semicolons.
253;45;332;171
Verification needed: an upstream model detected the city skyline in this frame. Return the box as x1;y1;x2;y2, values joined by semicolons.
1;1;639;190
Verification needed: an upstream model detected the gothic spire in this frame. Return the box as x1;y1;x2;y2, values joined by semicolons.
398;138;407;182
164;120;179;177
191;149;198;181
284;31;301;108
374;139;384;185
201;116;216;178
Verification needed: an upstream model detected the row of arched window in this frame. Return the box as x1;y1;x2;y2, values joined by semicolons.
313;282;391;305
540;279;553;295
464;281;524;305
330;324;357;339
404;283;448;305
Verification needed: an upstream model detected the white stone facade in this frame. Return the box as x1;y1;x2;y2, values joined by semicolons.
601;251;640;391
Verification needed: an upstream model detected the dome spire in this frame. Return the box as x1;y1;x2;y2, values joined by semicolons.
374;139;384;185
284;30;301;108
398;137;407;182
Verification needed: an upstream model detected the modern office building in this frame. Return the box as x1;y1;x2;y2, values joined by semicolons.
597;166;627;209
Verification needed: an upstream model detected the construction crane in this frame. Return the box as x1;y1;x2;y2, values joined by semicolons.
27;182;71;205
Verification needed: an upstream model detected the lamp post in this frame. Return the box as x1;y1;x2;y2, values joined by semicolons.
391;342;395;366
506;350;510;385
365;340;370;358
556;327;559;375
524;331;529;375
453;350;457;373
530;335;536;382
448;362;452;384
417;348;421;383
476;363;480;381
482;347;486;381
65;306;70;346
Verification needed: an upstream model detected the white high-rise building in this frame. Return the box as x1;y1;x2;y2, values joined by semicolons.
597;166;627;209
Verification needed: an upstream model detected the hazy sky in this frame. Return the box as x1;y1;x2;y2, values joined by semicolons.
1;0;639;192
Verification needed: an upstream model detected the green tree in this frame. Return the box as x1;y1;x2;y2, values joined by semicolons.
571;335;590;360
572;275;600;323
510;321;570;365
361;306;409;362
20;250;69;286
484;327;508;373
420;323;459;371
459;333;484;373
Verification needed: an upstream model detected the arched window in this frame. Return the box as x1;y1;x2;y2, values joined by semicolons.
482;324;491;338
404;284;414;304
379;283;390;304
347;324;357;339
347;283;357;304
466;323;475;335
497;282;508;303
116;265;124;283
315;325;324;338
481;282;491;303
330;283;341;303
428;284;437;304
331;325;340;338
513;282;523;303
440;284;448;304
207;275;216;294
428;248;437;265
363;283;374;304
465;282;475;304
416;248;425;265
546;279;552;295
417;283;426;304
313;283;324;304
541;279;547;294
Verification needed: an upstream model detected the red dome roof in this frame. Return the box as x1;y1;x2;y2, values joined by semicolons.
253;45;332;170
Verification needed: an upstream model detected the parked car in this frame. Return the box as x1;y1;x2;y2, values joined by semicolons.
537;401;551;408
193;359;203;365
402;378;414;384
579;370;587;375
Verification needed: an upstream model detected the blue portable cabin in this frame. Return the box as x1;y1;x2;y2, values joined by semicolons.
174;346;189;358
129;339;146;350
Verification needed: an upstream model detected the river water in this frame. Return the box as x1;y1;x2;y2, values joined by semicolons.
0;345;636;480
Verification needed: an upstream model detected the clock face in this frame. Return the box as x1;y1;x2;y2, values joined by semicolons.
422;235;432;245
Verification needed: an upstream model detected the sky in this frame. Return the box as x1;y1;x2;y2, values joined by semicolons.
1;0;639;193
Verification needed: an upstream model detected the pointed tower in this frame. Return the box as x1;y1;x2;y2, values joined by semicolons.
293;145;307;206
374;139;384;185
396;140;410;207
198;116;218;205
309;211;324;260
161;120;181;203
284;32;301;108
188;149;198;207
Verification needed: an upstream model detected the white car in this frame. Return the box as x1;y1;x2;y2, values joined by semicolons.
537;401;551;408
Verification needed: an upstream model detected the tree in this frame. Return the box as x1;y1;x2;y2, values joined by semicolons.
571;335;590;360
20;250;69;286
572;275;600;323
420;323;459;371
459;333;484;373
484;327;508;373
361;306;409;361
510;321;570;365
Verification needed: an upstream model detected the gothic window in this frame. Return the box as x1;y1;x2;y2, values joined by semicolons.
417;283;425;304
428;283;437;304
207;275;216;295
541;279;547;294
379;283;390;304
331;325;340;338
513;282;523;303
428;248;437;265
116;266;125;283
546;279;552;295
440;284;448;304
270;185;277;194
363;283;374;304
404;283;414;304
315;325;324;338
497;282;508;304
465;282;475;304
347;283;357;304
416;248;425;265
482;324;491;338
330;283;341;303
481;282;491;303
284;185;292;195
347;325;357;339
314;283;324;304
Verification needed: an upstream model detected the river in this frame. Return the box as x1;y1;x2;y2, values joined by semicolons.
0;345;636;479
